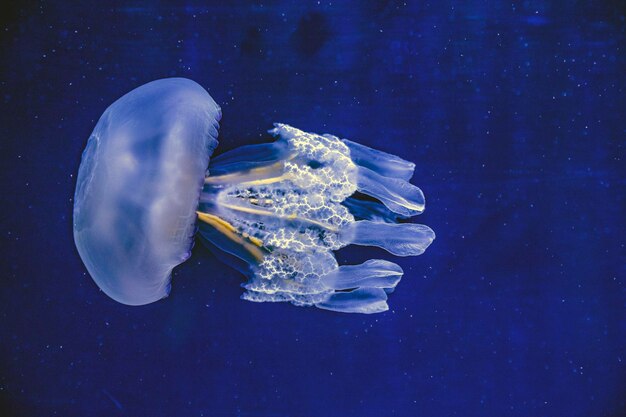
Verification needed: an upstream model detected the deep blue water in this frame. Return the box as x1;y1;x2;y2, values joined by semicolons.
1;1;624;416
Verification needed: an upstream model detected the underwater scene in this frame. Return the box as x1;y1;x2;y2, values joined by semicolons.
1;1;624;416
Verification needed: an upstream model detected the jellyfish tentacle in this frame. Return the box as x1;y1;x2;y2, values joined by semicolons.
197;212;265;250
196;212;267;264
321;259;404;290
216;200;340;232
341;138;416;181
208;141;291;175
340;220;436;256
354;166;425;216
242;250;336;304
315;288;389;314
342;196;403;223
204;160;290;186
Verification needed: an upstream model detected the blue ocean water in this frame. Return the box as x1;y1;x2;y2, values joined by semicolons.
0;1;624;416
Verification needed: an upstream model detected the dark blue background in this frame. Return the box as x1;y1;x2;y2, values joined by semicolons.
1;1;624;416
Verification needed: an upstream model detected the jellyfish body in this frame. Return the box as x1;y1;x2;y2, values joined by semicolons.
73;77;434;313
73;78;221;305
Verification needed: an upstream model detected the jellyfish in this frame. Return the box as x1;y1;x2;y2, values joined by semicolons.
73;78;435;314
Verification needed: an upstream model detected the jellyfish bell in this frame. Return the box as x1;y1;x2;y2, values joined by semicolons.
73;78;221;305
73;77;435;313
